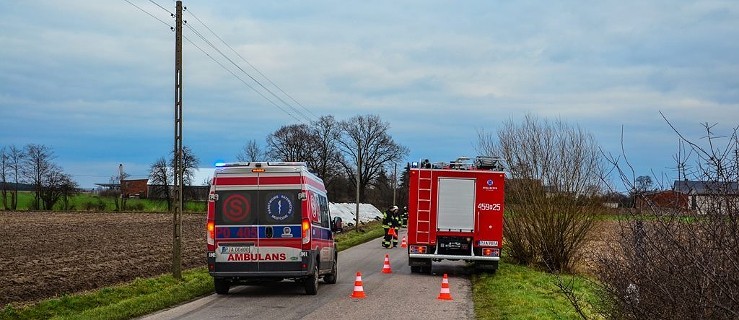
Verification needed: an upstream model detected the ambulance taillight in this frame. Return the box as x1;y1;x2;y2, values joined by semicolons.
302;218;311;248
207;191;216;251
207;221;215;250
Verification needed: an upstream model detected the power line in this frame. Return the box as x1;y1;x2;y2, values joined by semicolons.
148;0;173;16
123;0;316;124
185;9;319;121
183;22;311;123
122;0;173;29
150;0;315;123
183;36;304;123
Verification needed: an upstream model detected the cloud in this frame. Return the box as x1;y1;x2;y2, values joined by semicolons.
1;1;738;190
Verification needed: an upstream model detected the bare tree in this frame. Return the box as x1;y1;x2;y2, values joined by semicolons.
149;157;171;210
597;120;739;319
111;168;131;211
336;114;409;226
16;144;77;210
635;175;653;192
266;123;317;163
478;114;604;272
6;145;24;210
170;146;200;186
0;146;8;210
236;139;264;162
40;169;77;210
150;146;200;210
22;144;55;210
308;115;343;190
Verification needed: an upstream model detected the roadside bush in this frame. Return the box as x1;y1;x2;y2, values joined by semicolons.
479;114;604;273
505;190;597;273
596;122;739;319
128;202;145;211
83;199;107;211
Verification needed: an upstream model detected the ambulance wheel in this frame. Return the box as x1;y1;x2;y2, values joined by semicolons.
304;264;319;295
323;260;338;284
214;278;230;295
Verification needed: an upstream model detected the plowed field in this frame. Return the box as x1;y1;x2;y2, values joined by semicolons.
0;211;205;307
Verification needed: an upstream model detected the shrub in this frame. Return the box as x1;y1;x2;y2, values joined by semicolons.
129;202;145;211
479;114;604;273
83;199;107;211
596;121;739;319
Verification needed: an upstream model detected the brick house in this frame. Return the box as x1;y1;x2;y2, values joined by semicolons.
121;179;149;198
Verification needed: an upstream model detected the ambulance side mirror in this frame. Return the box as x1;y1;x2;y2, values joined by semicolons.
331;217;343;233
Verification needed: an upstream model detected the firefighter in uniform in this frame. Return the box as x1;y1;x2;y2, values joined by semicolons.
390;208;401;247
401;206;408;228
382;205;400;248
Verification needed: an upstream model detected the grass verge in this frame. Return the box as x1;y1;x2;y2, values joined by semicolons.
3;219;602;320
334;220;385;251
1;268;212;320
1;221;385;320
473;262;603;320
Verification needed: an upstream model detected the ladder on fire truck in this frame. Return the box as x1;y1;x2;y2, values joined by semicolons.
415;168;433;243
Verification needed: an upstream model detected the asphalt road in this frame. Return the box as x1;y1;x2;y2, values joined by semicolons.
140;229;476;320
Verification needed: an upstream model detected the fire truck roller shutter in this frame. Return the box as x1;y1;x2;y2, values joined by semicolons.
437;178;476;231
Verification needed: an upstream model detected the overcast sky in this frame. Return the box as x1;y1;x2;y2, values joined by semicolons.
1;1;737;190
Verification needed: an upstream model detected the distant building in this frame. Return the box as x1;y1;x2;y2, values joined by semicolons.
635;190;689;211
673;180;739;214
122;179;148;198
95;179;209;201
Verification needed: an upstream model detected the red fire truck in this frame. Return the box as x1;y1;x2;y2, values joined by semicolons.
407;156;505;273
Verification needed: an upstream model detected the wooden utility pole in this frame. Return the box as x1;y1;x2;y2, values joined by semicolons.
393;163;397;206
355;150;361;232
172;0;184;280
119;163;125;211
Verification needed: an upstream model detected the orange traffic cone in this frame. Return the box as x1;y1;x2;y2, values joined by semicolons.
350;272;366;298
400;236;407;248
437;273;453;300
388;227;397;237
382;254;392;274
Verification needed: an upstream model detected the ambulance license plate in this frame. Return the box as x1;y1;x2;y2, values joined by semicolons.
220;246;252;254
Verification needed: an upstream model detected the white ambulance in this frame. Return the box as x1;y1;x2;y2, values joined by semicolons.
206;162;339;295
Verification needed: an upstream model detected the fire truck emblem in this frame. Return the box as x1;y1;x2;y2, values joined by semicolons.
267;194;293;221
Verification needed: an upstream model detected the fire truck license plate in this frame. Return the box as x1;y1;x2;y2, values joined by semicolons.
478;240;498;247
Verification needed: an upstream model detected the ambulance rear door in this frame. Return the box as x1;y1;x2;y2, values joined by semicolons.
212;171;303;274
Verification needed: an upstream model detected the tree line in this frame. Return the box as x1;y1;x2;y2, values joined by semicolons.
0;144;77;210
229;114;409;211
139;114;409;214
0;114;409;214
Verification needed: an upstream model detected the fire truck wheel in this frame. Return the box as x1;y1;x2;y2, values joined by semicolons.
323;259;338;284
304;263;319;295
214;278;230;295
410;266;422;273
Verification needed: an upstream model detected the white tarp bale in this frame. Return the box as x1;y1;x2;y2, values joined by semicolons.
328;203;383;225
